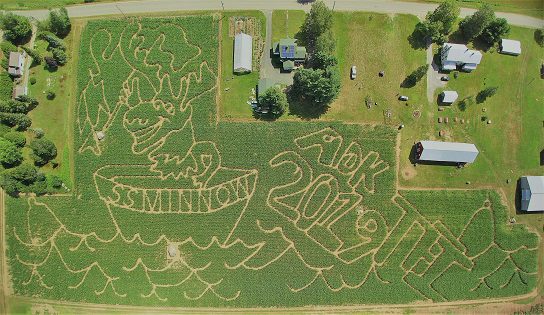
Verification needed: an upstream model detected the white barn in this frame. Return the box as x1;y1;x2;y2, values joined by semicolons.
441;43;482;72
233;33;252;73
499;39;521;56
440;91;458;104
520;176;544;212
416;141;479;164
8;51;26;77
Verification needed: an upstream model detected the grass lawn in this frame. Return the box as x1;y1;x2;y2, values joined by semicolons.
219;11;265;119
25;23;82;186
403;0;544;19
271;10;306;44
0;0;119;10
325;13;428;124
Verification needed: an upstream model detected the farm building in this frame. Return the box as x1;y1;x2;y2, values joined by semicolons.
233;33;253;73
441;43;482;72
415;141;479;164
12;86;27;99
440;91;458;104
499;39;521;56
520;176;544;212
273;38;306;71
8;51;26;77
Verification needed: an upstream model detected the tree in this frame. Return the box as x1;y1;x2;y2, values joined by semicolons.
3;131;26;148
49;175;63;188
48;7;71;38
0;138;23;167
480;18;510;45
401;65;428;88
311;51;338;70
426;0;459;35
536;29;544;47
414;20;446;45
39;32;66;51
30;138;57;165
258;87;288;118
51;47;67;65
0;13;32;44
459;3;495;40
476;86;498;103
315;29;335;54
300;0;333;51
293;67;340;107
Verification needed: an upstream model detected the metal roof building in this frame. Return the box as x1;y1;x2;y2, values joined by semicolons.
499;39;521;56
440;91;458;104
233;33;252;73
416;141;479;164
440;43;482;72
8;52;25;77
520;176;544;212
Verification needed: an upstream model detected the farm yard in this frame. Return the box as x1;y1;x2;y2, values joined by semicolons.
1;11;541;312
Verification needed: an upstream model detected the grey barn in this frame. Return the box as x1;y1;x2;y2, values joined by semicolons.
415;141;479;164
520;176;544;212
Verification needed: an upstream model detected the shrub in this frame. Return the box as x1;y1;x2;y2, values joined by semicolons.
38;31;66;51
476;86;498;103
3;131;26;148
22;46;42;65
46;90;56;100
32;128;45;138
534;29;544;47
44;56;59;70
0;137;23;167
51;47;67;65
0;72;13;102
30;138;57;165
0;41;18;60
0;112;32;130
30;77;37;85
49;175;63;188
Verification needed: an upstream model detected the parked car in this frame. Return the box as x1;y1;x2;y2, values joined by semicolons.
441;75;450;81
399;95;409;101
350;66;357;80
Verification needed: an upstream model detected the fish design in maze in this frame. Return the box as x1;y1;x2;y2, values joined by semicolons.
75;18;258;244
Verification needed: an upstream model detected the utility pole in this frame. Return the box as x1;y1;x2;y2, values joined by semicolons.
332;1;336;11
221;1;225;11
115;4;127;19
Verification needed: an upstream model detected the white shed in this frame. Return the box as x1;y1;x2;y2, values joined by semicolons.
416;141;479;164
233;33;253;73
499;39;521;56
440;91;458;104
520;176;544;212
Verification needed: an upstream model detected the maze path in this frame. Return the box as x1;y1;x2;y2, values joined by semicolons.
4;15;539;308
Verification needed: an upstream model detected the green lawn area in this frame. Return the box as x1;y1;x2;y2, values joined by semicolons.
403;0;544;18
219;11;265;119
0;0;119;10
397;25;544;220
25;23;82;186
271;10;306;44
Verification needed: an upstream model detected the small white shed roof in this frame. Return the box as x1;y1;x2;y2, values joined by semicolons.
500;39;521;56
441;91;458;103
520;176;544;212
233;33;252;73
443;43;482;65
418;140;479;163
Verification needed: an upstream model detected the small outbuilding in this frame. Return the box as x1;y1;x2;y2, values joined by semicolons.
440;43;482;72
499;39;521;56
233;33;253;73
440;91;458;104
415;140;479;164
8;51;26;77
520;176;544;212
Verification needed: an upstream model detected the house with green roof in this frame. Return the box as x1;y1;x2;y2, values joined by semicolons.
273;38;307;72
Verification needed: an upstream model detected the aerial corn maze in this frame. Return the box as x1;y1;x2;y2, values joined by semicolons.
4;15;539;308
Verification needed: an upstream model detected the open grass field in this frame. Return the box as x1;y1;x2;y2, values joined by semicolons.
272;10;306;44
2;13;540;309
